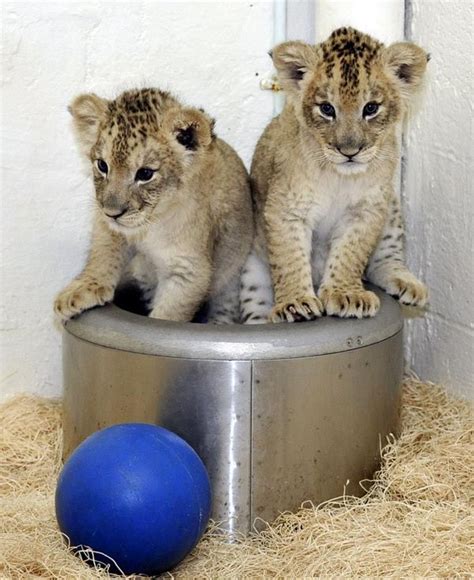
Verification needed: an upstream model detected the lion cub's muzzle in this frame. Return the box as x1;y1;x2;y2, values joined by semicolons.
103;204;129;219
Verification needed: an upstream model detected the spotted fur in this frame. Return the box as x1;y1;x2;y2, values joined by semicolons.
241;28;429;323
55;88;253;323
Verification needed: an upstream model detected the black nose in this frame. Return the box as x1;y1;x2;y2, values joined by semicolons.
104;206;128;219
337;146;362;160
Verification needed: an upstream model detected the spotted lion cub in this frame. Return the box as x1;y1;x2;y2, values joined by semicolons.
55;88;252;323
241;27;429;324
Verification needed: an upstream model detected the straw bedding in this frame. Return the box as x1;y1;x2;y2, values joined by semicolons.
0;377;472;578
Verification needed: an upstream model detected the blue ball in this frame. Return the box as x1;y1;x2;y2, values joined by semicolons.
55;423;211;575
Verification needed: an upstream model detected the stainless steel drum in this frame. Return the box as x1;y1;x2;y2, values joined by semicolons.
62;288;403;535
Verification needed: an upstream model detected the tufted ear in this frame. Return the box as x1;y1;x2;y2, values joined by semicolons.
69;94;109;156
270;41;318;91
164;107;214;153
383;42;429;99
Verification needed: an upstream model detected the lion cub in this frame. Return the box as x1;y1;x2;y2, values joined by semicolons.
241;27;429;323
55;88;253;323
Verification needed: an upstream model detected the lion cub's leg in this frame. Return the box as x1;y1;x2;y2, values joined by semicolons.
366;196;428;307
207;274;240;324
265;207;323;323
318;204;386;318
149;255;212;322
240;249;274;324
54;218;126;321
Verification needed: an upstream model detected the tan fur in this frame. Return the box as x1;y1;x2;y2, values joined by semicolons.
241;27;428;324
55;88;253;323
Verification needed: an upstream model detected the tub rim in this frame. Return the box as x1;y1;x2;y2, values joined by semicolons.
64;287;403;361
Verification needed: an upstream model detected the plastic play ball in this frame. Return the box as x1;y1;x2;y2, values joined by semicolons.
55;423;211;575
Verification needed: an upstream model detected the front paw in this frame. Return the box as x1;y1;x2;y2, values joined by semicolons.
54;279;115;321
386;275;428;307
270;295;323;323
318;285;380;318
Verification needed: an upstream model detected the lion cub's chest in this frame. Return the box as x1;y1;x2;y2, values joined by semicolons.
307;172;368;242
304;172;377;282
133;226;179;274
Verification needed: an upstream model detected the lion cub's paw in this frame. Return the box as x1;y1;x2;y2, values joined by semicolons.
270;295;323;323
54;278;115;321
386;275;428;307
318;286;380;318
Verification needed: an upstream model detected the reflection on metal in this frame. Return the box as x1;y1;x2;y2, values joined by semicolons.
63;339;252;535
227;366;238;529
251;336;402;527
63;290;403;535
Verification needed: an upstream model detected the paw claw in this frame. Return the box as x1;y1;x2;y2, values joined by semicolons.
387;276;428;308
318;286;380;318
270;295;323;323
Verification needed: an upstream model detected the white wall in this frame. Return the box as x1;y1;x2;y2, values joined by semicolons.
0;1;274;401
1;1;472;401
403;0;473;399
314;0;404;44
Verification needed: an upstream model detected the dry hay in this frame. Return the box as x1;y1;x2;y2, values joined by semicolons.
0;377;472;578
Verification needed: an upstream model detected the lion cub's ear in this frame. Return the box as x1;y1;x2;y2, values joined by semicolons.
69;94;109;155
164;107;214;153
270;41;318;91
383;42;429;99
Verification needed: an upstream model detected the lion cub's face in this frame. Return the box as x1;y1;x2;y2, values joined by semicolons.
272;28;428;175
69;89;213;232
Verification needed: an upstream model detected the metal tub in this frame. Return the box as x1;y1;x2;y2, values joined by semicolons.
62;288;403;535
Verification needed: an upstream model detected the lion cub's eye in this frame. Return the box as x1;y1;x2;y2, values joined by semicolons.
135;167;155;182
319;102;336;119
96;159;108;175
363;102;380;118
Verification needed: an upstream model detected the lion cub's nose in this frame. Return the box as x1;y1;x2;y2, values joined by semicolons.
336;145;362;159
103;204;129;219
